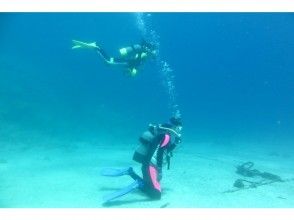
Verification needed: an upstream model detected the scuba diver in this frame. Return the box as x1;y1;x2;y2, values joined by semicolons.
101;114;183;202
72;39;157;77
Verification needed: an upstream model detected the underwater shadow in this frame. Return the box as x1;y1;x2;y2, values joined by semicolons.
100;187;122;191
102;198;153;207
100;188;172;207
100;187;172;192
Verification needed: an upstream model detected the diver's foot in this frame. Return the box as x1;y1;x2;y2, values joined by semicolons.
72;40;99;49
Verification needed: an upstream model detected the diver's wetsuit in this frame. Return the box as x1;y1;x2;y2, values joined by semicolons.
95;44;146;72
131;124;180;200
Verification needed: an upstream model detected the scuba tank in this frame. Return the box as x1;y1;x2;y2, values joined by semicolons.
133;124;157;164
119;44;143;57
133;123;181;168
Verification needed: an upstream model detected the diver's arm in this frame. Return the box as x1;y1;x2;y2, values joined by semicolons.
156;148;164;181
156;148;164;169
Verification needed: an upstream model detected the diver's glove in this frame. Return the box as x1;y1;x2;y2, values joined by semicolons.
72;40;99;50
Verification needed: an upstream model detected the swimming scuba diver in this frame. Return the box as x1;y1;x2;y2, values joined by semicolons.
72;39;157;77
101;114;183;202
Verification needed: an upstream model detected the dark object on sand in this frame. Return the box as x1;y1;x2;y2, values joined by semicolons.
236;162;283;182
260;172;283;182
236;162;258;177
224;179;277;193
160;202;170;208
223;162;286;193
233;179;245;188
233;179;264;189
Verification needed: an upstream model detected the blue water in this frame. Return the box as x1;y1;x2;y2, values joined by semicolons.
1;13;293;145
0;13;294;207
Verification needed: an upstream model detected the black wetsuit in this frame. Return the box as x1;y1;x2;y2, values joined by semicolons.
131;124;180;200
95;44;147;72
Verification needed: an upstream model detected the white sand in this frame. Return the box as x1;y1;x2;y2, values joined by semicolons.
0;138;293;208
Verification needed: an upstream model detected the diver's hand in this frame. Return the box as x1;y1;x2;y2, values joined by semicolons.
72;40;99;50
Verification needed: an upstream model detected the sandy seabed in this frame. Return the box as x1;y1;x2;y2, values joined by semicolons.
0;137;293;208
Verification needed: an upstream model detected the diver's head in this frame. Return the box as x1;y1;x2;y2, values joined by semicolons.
170;116;182;126
141;39;155;49
169;114;183;133
141;39;158;57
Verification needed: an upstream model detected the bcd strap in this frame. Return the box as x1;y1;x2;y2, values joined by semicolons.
166;151;173;170
167;155;170;170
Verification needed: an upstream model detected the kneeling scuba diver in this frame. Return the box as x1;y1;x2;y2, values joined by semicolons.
100;115;183;203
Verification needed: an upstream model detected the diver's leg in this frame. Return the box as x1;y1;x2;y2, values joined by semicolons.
96;48;111;62
96;49;127;66
141;164;161;200
128;168;143;181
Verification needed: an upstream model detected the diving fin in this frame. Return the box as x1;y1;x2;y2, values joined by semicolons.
100;167;132;177
72;40;99;50
103;180;142;203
